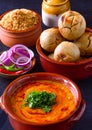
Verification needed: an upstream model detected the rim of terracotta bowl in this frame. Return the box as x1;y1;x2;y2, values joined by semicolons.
0;9;41;33
0;58;36;79
36;28;92;67
1;72;82;125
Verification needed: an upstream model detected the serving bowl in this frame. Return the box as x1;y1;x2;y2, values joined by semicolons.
0;44;36;78
36;28;92;81
0;9;42;47
0;72;85;130
0;57;36;79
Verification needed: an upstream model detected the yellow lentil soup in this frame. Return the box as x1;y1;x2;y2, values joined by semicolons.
10;80;76;124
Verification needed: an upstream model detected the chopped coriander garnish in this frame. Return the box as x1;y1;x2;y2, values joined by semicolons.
24;91;56;112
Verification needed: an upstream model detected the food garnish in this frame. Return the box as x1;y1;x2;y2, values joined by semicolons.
0;68;23;74
0;44;34;74
24;91;56;112
0;61;22;71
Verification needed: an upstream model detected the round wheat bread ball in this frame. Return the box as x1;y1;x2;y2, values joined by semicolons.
54;41;80;62
74;31;92;56
58;10;86;40
40;28;65;52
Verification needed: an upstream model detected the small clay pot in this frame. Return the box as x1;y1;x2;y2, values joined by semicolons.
0;10;42;47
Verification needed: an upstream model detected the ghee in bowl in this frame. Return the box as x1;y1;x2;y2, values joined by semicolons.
42;0;70;27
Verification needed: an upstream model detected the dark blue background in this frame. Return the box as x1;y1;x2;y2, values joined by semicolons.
0;0;92;130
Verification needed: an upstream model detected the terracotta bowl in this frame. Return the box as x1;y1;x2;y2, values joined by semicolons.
0;57;36;79
0;72;85;130
36;28;92;81
0;10;42;47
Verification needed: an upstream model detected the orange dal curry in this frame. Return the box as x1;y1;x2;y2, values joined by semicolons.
11;80;76;124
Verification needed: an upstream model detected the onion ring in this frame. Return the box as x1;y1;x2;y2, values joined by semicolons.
0;44;34;70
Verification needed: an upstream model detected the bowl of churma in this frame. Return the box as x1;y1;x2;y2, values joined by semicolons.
0;8;42;47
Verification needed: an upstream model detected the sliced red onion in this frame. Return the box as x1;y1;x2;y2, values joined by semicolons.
0;51;7;61
8;44;34;66
9;44;34;58
28;49;34;59
16;60;32;70
0;44;34;71
24;61;32;70
14;46;30;57
16;56;30;66
0;51;11;65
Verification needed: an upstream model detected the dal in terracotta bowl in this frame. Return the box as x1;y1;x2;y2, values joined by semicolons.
0;72;86;130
